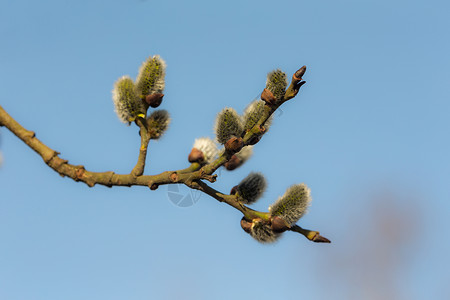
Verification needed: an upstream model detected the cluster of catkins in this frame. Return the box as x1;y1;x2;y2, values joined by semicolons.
113;58;312;244
187;70;312;243
112;55;170;139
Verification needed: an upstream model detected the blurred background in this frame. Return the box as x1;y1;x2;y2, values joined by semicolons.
1;0;449;299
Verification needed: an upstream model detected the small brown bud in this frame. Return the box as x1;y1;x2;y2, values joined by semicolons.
188;147;205;163
224;136;244;152
313;234;331;243
261;88;277;105
240;218;252;233
224;155;242;170
150;183;159;190
230;185;238;195
293;66;306;83
271;216;290;233
145;93;164;108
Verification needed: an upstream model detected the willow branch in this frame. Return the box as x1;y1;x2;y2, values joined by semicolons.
0;105;212;189
131;117;151;177
188;180;270;221
0;66;330;244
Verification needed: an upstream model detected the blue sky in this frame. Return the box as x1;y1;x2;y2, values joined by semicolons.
1;0;449;299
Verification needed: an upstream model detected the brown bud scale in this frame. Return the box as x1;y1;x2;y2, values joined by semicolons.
240;218;252;233
230;185;238;195
145;93;164;108
261;88;277;105
224;155;242;171
188;148;205;163
224;136;244;152
271;216;290;233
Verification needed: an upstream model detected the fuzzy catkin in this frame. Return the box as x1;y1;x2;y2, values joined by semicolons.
266;69;288;101
135;55;166;97
193;137;219;164
243;100;272;131
147;110;170;139
269;183;311;226
214;108;244;144
235;145;253;161
112;76;145;123
250;219;280;243
236;172;266;204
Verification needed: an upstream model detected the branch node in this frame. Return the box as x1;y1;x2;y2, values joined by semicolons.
52;157;68;170
169;172;179;182
24;130;36;139
43;151;59;164
200;172;217;183
75;166;86;181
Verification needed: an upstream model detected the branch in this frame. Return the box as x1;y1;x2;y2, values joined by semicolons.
131;117;151;177
0;105;210;189
0;66;330;244
189;180;270;221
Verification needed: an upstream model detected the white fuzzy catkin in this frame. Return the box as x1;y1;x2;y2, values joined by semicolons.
193;137;219;164
112;76;145;123
214;108;244;144
235;145;253;162
269;183;311;226
236;172;267;204
135;55;166;96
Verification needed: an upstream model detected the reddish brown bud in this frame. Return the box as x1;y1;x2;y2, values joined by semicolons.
145;93;164;108
293;66;306;83
313;234;331;243
240;218;252;233
261;88;277;105
150;183;159;190
224;136;244;152
188;147;205;163
230;185;238;195
224;155;242;171
271;216;290;233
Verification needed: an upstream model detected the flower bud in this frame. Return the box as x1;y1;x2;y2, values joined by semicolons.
235;172;266;204
224;145;253;170
145;93;164;108
269;183;311;226
270;216;290;233
190;137;219;164
265;69;288;101
249;218;280;243
240;218;252;233
135;55;166;98
146;110;170;139
112;76;145;123
214;108;244;144
243;100;272;132
224;136;244;152
188;148;205;163
293;66;306;83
